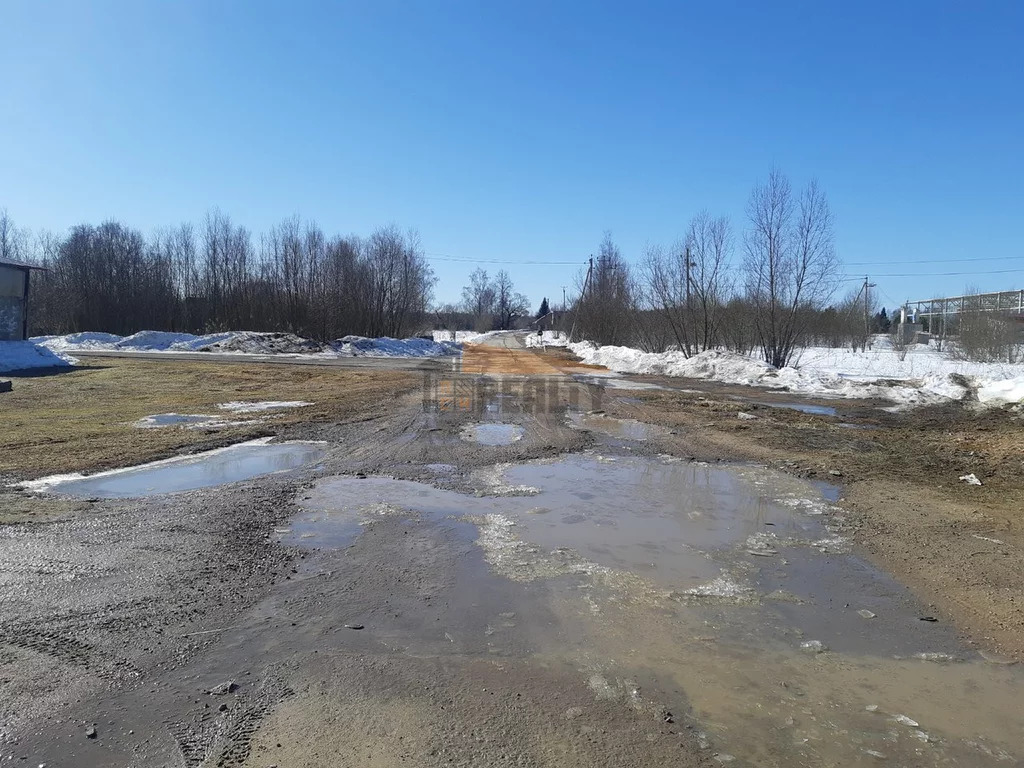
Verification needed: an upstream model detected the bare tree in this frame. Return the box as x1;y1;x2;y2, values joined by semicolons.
573;233;636;345
0;209;28;263
641;212;733;355
743;169;838;368
461;268;496;331
493;270;529;330
889;323;911;361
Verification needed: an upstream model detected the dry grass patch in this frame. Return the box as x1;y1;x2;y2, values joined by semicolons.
1;358;416;478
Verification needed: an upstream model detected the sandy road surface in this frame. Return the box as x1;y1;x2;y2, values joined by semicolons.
1;337;1023;767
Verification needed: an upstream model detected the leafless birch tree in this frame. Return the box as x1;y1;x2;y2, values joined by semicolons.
743;169;838;368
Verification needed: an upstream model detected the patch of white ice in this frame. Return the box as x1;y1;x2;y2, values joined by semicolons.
217;400;313;413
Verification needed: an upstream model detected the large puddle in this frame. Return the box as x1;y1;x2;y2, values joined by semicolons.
289;454;1024;766
27;439;326;498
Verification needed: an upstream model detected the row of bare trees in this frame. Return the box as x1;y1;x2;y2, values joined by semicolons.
2;209;435;340
569;169;846;368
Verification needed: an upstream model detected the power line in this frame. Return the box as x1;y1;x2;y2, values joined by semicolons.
841;268;1024;278
424;253;584;266
846;255;1023;266
878;287;903;308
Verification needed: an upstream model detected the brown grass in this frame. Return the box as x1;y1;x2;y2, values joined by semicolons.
0;358;417;478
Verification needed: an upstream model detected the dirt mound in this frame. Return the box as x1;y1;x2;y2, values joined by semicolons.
197;332;326;355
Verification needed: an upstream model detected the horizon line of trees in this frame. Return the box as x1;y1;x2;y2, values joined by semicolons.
12;168;1002;367
1;209;436;340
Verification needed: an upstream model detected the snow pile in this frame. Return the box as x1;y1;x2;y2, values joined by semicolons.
431;330;499;344
432;329;524;345
570;343;775;385
977;376;1024;406
35;331;461;359
35;331;122;353
524;330;569;347
119;330;202;351
333;336;460;357
0;341;76;373
553;335;1024;407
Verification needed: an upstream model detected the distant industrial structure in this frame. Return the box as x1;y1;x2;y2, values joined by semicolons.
907;289;1024;322
0;259;47;341
900;289;1024;346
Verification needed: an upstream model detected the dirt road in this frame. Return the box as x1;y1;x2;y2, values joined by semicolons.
1;337;1022;767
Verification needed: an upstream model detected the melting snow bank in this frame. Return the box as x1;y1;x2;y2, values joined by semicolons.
533;334;1024;407
334;335;460;357
0;341;76;374
431;329;513;344
977;376;1024;406
34;331;461;359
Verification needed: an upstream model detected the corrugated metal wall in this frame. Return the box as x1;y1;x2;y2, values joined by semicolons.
0;266;27;341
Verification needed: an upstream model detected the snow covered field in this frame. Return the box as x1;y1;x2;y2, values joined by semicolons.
527;331;1024;407
33;330;461;360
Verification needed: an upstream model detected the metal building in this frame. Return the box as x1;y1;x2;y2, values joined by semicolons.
0;259;46;341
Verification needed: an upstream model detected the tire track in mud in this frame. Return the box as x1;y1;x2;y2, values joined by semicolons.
0;621;141;682
171;673;294;768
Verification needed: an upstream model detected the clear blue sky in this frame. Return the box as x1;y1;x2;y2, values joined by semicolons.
2;0;1022;310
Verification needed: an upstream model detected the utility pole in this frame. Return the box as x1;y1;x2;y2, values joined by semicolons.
568;256;593;343
684;246;694;353
561;285;567;312
862;275;876;345
684;246;692;309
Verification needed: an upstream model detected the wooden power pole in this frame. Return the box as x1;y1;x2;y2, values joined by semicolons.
862;275;877;342
568;256;593;343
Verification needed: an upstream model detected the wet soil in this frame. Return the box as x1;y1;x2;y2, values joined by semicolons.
597;374;1024;660
2;343;1023;767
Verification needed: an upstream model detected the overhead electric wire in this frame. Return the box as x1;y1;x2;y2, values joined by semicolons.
846;255;1023;266
841;268;1024;278
423;251;1022;279
424;252;584;266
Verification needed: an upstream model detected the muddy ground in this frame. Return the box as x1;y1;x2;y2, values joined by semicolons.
599;375;1024;660
1;344;1022;767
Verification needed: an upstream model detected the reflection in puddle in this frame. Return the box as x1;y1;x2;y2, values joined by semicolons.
28;439;326;498
292;454;1024;767
460;423;525;446
566;411;670;441
758;401;839;416
292;455;825;592
133;413;238;429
